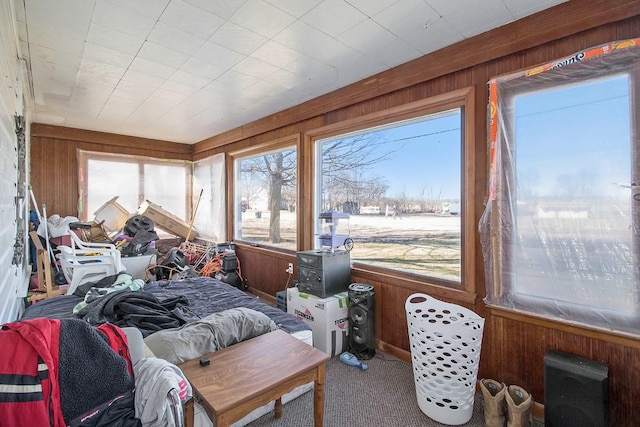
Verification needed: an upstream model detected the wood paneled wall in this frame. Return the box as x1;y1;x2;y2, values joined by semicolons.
30;1;640;424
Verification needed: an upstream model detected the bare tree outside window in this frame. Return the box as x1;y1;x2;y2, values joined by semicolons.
235;148;297;248
315;110;463;281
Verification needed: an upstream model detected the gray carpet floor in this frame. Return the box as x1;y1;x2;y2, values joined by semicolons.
246;352;543;427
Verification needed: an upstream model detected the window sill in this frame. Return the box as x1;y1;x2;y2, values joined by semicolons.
351;264;477;305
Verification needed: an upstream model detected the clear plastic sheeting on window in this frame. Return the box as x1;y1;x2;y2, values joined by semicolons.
193;154;226;242
480;39;640;335
77;150;192;229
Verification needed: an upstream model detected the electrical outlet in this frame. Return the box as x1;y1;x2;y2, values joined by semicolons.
286;262;294;274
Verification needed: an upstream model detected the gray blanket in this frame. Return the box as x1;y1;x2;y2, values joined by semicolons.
143;307;277;364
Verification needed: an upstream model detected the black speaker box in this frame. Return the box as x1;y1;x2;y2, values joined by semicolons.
544;349;609;427
348;283;375;360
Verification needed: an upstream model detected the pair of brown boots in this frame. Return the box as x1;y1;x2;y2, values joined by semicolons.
479;378;532;427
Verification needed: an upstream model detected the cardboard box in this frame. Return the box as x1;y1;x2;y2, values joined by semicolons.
287;287;349;357
137;200;197;239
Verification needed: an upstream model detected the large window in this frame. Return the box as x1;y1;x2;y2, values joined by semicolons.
233;140;297;250
78;150;192;226
482;40;640;334
313;96;470;283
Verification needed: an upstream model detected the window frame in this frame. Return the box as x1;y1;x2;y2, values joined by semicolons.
304;87;476;293
484;41;640;335
228;134;301;252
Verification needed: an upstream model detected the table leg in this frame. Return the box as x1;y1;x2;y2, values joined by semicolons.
184;397;194;427
274;397;283;419
313;363;327;427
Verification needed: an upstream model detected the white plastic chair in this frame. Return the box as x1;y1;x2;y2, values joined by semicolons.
68;226;117;251
58;245;121;295
67;227;124;270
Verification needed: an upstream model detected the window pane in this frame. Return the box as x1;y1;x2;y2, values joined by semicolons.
80;151;192;234
193;154;226;242
234;148;297;250
86;159;139;216
316;110;462;281
145;163;189;220
514;75;634;311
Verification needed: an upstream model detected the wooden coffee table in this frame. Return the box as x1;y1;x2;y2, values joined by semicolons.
179;329;330;427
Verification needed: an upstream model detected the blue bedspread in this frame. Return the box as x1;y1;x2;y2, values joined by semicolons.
22;277;309;335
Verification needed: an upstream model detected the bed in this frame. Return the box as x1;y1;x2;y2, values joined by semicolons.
21;275;314;427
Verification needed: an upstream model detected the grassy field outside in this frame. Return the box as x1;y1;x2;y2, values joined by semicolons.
239;210;461;281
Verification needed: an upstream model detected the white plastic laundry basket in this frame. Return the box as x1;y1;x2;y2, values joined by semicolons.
405;293;485;425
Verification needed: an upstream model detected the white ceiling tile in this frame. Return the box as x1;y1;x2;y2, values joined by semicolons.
66;101;104;120
251;40;307;68
284;54;334;80
160;100;212;128
272;20;353;65
121;69;167;88
147;22;207;56
334;52;388;80
159;79;202;97
34;110;68;125
92;0;157;40
345;0;400;17
25;4;89;56
83;42;135;68
128;57;177;80
232;57;280;79
177;90;220;111
230;0;297;39
21;0;567;143
151;89;190;104
169;70;212;89
30;60;78;99
138;41;190;69
209;21;268;56
98;97;141;121
193;41;246;69
29;45;82;69
87;24;146;56
183;0;249;19
28;0;95;20
69;86;111;109
373;0;462;54
502;0;568;20
75;59;126;90
300;0;368;37
338;19;421;68
180;57;228;80
102;0;170;18
215;70;260;91
264;68;309;89
111;81;157;101
125;98;174;123
160;0;226;39
199;80;240;98
428;0;513;38
264;0;323;18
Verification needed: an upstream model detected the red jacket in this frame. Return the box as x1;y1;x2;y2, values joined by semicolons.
0;318;66;427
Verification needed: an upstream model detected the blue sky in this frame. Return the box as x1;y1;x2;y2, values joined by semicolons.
341;110;462;201
515;74;630;200
320;72;631;204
